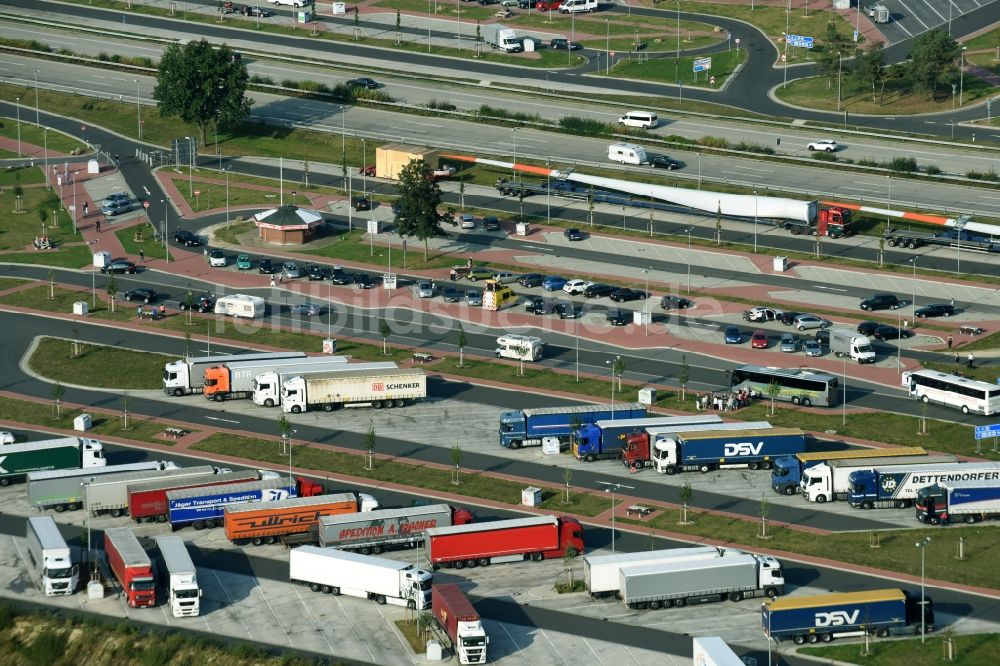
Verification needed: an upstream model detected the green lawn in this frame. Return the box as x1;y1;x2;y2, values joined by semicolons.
962;28;1000;52
0;186;77;251
0;277;31;290
281;227;465;270
114;225;173;262
0;164;46;186
602;48;745;86
0;120;87;155
508;11;722;52
678;1;857;43
28;336;169;390
169;166;345;213
801;632;1000;666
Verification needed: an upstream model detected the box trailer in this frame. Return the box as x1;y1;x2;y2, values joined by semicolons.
289;546;433;609
433;584;488;664
638;421;773;471
0;437;106;485
692;637;745;666
203;356;352;401
483;23;520;52
584;546;731;598
167;477;296;530
619;553;784;610
280;367;427;413
763;589;932;645
653;428;807;475
800;454;956;503
163;351;307;396
28;460;178;512
224;492;378;545
316;503;473;553
128;470;268;523
916;479;1000;524
499;403;647;449
104;527;155;608
84;465;219;517
154;535;201;617
573;415;722;463
770;446;927;496
215;293;265;319
26;516;78;596
425;515;584;569
252;361;397;407
849;461;1000;509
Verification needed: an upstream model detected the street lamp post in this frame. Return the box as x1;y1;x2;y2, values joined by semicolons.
916;537;931;643
135;79;142;139
684;227;692;293
753;189;758;253
842;354;847;426
225;167;231;227
162;199;169;263
14;97;21;157
43;127;49;188
362;138;367;197
837;52;843;112
781;33;788;88
34;69;40;126
72;173;78;234
910;256;918;313
959;47;967;106
642;268;650;336
597;481;634;553
606;19;610;75
606;355;620;417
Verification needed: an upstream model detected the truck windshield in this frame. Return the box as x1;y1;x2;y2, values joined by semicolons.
47;566;74;579
163;370;175;381
462;637;487;647
772;466;788;477
418;579;432;592
132;580;156;591
176;588;200;598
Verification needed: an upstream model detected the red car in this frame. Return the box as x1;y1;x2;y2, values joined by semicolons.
751;329;768;349
359;165;376;176
536;0;562;9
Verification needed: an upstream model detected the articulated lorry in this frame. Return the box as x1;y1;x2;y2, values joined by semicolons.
128;470;271;523
281;367;427;413
252;361;397;407
425;515;584;569
26;516;78;596
167;477;297;530
849;462;1000;509
763;589;933;645
499;403;647;449
0;437;106;485
84;465;220;517
629;420;773;471
104;527;156;608
314;503;474;553
652;428;806;475
584;546;734;598
163;351;307;396
800;454;957;503
290;546;433;609
916;479;1000;524
27;460;178;512
573;415;722;463
224;491;378;546
829;328;876;364
154;535;201;617
619;553;784;610
433;584;488;665
203;356;350;401
770;447;928;496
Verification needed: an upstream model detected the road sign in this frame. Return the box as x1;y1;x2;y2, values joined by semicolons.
693;57;712;72
975;424;1000;440
785;34;814;49
194;189;201;196
735;38;740;46
853;30;859;42
709;76;716;85
143;201;150;209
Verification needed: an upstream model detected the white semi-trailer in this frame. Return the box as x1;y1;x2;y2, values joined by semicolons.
155;536;202;617
289;546;433;609
281;367;427;413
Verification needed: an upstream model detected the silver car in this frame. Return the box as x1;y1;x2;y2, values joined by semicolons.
281;261;302;279
780;333;798;353
465;290;483;306
793;314;830;331
802;339;822;357
290;302;322;316
416;281;435;298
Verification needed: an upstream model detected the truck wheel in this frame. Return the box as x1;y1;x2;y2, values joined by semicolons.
784;486;795;496
895;500;907;509
55;504;65;513
730;591;743;602
466;559;478;568
649;600;661;610
322;585;333;594
372;546;383;554
793;635;806;645
664;466;677;475
801;398;812;407
265;536;277;545
821;633;833;643
264;398;275;408
394;399;406;407
383;400;394;409
373;400;383;409
173;388;184;397
807;634;819;644
674;598;686;607
661;599;673;608
454;560;466;569
291;405;302;414
69;502;81;511
965;515;977;524
157;515;167;523
323;404;334;412
699;464;711;473
762;461;773;470
585;454;595;463
331;586;341;595
862;501;873;510
748;462;760;471
478;558;490;567
360;547;372;555
207;519;218;528
110;509;123;518
213;393;224;402
511;441;522;449
193;520;206;530
252;537;263;546
791;396;801;405
310;583;321;593
929;516;940;525
766;587;778;599
876;628;889;638
375;595;387;605
816;495;827;503
886;238;897;247
532;552;544;562
907;241;917;249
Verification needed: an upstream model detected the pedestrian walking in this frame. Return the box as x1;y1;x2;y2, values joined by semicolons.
955;352;960;365
947;335;953;350
95;218;101;233
139;249;144;263
82;201;89;217
968;352;975;369
269;276;276;288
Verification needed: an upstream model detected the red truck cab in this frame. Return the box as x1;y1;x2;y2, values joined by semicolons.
104;527;156;608
620;432;652;470
816;206;852;238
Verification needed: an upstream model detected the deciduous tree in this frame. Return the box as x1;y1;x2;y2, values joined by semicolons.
394;159;449;260
908;29;959;98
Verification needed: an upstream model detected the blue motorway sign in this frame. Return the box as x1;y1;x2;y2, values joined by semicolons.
975;424;1000;440
786;34;814;49
693;57;712;72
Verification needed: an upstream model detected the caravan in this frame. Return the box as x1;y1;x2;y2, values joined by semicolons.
214;294;266;319
495;335;544;362
608;143;648;165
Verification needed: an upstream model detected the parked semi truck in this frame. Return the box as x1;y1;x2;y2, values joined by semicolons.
252;361;397;407
224;492;378;546
27;460;178;512
652;428;806;475
763;589;933;644
104;527;156;608
85;465;220;517
163;351;307;396
573;415;722;463
281;367;427;413
629;420;773;471
770;447;928;496
800;454;957;503
584;546;733;598
128;470;269;523
167;477;297;530
425;515;584;569
433;584;488;664
849;462;1000;509
26;516;78;596
314;503;473;553
499;403;647;449
829;328;876;364
0;437;106;485
203;356;352;401
619;553;784;610
290;546;433;609
154;535;202;617
915;479;1000;524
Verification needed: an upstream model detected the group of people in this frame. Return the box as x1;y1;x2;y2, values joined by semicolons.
696;388;758;412
137;305;167;320
32;236;51;250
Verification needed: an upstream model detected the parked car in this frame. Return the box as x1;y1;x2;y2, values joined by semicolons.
483;216;501;231
459;214;476;229
751;329;768;349
743;307;779;322
524;296;548;314
354;273;378;289
793;314;830;331
550;38;582;50
416;281;436;298
857;321;880;336
780;333;798;353
466;267;493;281
101;260;136;274
873;325;912;341
346;77;379;89
648;154;682;170
330;266;354;285
236;254;253;270
306;264;331;281
103;192;131;207
542;276;568;291
242;5;273;17
208;249;227;267
562;279;589;296
607;309;631;326
465;290;483;306
290;302;322;316
351;196;372;211
442;286;462;302
553;303;581;319
802;339;823;357
178;294;214;313
101;199;133;216
777;310;802;326
660;295;693;310
518;273;545;288
122;288;156;304
281;262;302;279
173;230;201;247
492;271;518;285
609;288;646;303
815;329;830;346
585;283;616;298
724;326;743;344
258;258;276;274
807;139;838;152
564;228;584;241
915;303;955;318
860;293;900;311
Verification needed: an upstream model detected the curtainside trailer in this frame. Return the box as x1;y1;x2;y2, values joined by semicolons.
433;584;488;664
573;415;722;462
163;351;307;396
915;479;1000;524
800;454;957;503
0;437;105;485
224;492;378;545
128;470;266;523
770;447;927;496
84;465;219;517
290;546;433;609
499;403;647;449
635;420;772;471
202;356;350;402
27;460;177;512
848;461;1000;509
425;515;584;569
167;477;296;530
281;367;427;413
652;428;807;475
316;504;474;553
252;361;397;407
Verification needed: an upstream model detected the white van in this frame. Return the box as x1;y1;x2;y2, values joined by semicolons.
618;110;658;129
608;142;647;165
495;335;544;362
560;0;598;13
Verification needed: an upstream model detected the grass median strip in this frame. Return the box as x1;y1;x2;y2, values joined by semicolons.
28;336;168;391
801;632;1000;665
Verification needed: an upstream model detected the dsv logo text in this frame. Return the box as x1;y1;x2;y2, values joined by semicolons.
723;442;764;456
815;610;860;627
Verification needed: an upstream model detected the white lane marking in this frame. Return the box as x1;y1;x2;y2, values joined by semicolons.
204;416;241;424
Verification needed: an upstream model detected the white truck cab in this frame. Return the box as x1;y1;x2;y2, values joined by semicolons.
26;516;79;596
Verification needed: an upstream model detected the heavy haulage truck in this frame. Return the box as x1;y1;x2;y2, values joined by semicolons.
584;546;734;598
289;546;433;609
84;465;221;517
763;589;933;644
104;527;156;608
425;515;584;569
315;503;474;554
280;367;427;413
224;491;379;546
163;351;307;396
252;361;397;407
652;428;807;475
0;437;106;485
202;356;350;401
915;479;1000;524
499;403;647;449
433;584;488;665
154;535;202;617
619;553;785;610
27;460;178;512
800;454;957;503
26;516;79;596
848;462;1000;509
572;415;722;463
626;420;774;471
770;447;928;496
128;470;269;523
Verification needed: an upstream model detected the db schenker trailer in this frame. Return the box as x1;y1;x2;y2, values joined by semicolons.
315;503;474;553
202;356;350;401
84;465;220;517
27;460;178;512
572;415;722;462
584;546;733;598
770;446;928;496
127;470;269;523
290;546;433;609
425;515;584;569
224;492;378;546
280;367;427;413
252;361;397;407
800;454;957;503
848;461;1000;509
104;527;155;608
433;584;488;664
163;351;307;396
166;477;296;530
763;589;933;645
0;437;106;485
652;428;806;475
916;479;1000;524
499;403;647;449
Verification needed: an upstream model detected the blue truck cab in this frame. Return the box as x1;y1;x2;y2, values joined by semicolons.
574;415;723;463
499;403;646;449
